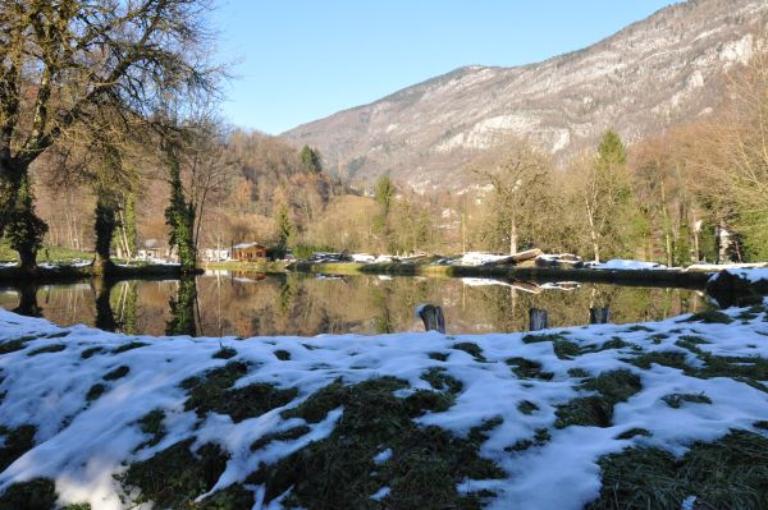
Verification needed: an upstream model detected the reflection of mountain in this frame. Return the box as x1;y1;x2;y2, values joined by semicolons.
0;274;705;337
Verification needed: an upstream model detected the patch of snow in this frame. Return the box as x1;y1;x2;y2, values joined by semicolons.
456;252;509;267
351;254;376;263
370;486;391;501
714;267;768;284
373;448;392;465
588;259;668;271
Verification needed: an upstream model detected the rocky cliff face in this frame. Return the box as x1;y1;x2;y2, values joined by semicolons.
284;0;768;190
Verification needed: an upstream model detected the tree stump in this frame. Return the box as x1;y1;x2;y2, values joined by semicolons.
417;304;446;333
529;308;548;331
590;307;611;324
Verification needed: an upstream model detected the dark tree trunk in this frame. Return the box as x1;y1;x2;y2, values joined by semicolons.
93;196;117;276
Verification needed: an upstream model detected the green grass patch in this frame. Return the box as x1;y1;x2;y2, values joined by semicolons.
250;425;311;451
581;369;643;403
0;338;30;354
517;400;539;415
0;478;56;510
568;368;590;378
182;362;297;423
522;332;569;344
80;347;106;359
597;338;631;351
556;370;642;429
506;357;554;380
274;349;291;361
505;428;551;452
27;344;66;356
0;424;36;472
627;351;689;371
451;342;486;362
554;339;582;359
103;365;130;381
681;310;733;324
615;428;651;440
649;333;669;344
248;377;503;509
86;383;106;402
137;410;166;449
421;367;464;394
588;430;768;509
625;325;654;332
112;341;149;354
212;347;237;360
661;393;712;409
427;351;449;362
118;439;230;509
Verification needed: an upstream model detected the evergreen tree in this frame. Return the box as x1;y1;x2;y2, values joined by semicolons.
300;146;322;174
275;204;294;252
373;175;396;252
582;130;644;261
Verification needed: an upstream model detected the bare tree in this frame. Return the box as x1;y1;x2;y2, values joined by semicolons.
473;142;552;255
0;0;218;271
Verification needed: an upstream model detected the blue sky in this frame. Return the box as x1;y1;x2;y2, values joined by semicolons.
213;1;678;134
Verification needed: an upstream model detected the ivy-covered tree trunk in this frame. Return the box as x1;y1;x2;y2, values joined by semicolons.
122;190;138;258
93;194;118;276
164;146;197;273
3;171;48;273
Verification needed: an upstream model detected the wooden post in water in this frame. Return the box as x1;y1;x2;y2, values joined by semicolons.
417;304;446;334
529;308;548;331
589;307;611;324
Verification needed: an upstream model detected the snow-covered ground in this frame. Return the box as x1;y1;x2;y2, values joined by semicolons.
587;259;669;271
1;301;768;509
456;252;511;267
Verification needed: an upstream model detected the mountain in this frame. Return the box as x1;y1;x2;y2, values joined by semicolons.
283;0;768;191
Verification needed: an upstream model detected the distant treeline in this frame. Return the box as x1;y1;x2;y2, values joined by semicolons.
2;3;767;269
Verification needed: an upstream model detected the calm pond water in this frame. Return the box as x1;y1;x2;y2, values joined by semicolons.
0;271;709;337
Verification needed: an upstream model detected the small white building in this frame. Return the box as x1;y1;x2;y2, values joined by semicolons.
202;248;232;262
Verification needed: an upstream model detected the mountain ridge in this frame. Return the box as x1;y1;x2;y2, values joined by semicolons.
283;0;768;190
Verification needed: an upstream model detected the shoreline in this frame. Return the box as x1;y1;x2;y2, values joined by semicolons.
288;261;715;290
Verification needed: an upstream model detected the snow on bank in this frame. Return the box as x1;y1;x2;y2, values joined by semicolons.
588;259;668;271
713;267;768;284
456;252;511;266
0;305;767;508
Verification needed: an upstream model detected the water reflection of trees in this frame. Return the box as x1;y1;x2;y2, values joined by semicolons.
166;277;198;336
12;284;42;317
0;274;705;337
